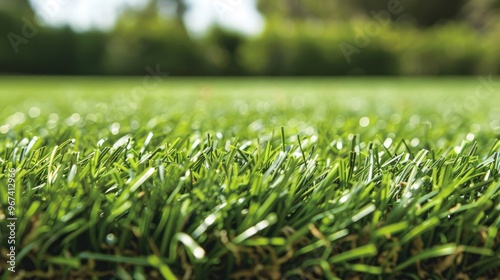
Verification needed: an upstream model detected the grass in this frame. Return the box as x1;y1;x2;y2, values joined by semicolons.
0;77;500;279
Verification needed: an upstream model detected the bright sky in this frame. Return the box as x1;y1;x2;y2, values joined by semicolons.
29;0;264;36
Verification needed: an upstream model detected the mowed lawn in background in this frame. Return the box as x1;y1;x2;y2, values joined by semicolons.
0;77;500;279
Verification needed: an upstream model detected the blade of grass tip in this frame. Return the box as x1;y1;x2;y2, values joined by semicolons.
351;204;376;223
373;221;409;238
47;145;59;187
348;134;357;180
328;244;378;264
467;141;478;156
495;152;500;173
400;139;412;156
108;201;133;223
263;149;289;180
130;167;156;192
380;136;394;158
24;136;39;158
367;147;374;181
191;212;221;239
114;167;156;212
67;164;77;183
281;126;286;152
487;138;499;157
242;237;286;246
206;132;212;148
159;162;165;182
233;213;277;244
400;216;440;245
297;135;307;165
169;232;205;261
344;263;382;275
148;255;177;280
393;244;457;272
140;132;154;155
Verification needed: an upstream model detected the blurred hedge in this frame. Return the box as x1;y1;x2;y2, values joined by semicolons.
103;16;206;76
1;15;499;76
0;12;103;75
349;0;468;27
239;19;399;75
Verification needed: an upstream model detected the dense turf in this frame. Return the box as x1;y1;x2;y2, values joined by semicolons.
1;78;500;279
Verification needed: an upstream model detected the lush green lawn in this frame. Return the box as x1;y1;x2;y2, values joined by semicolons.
1;77;499;279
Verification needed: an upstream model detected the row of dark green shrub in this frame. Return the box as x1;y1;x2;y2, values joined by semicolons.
1;13;499;75
240;20;500;76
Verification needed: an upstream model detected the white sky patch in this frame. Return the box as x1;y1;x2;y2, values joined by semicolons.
29;0;264;35
185;0;264;36
30;0;146;31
